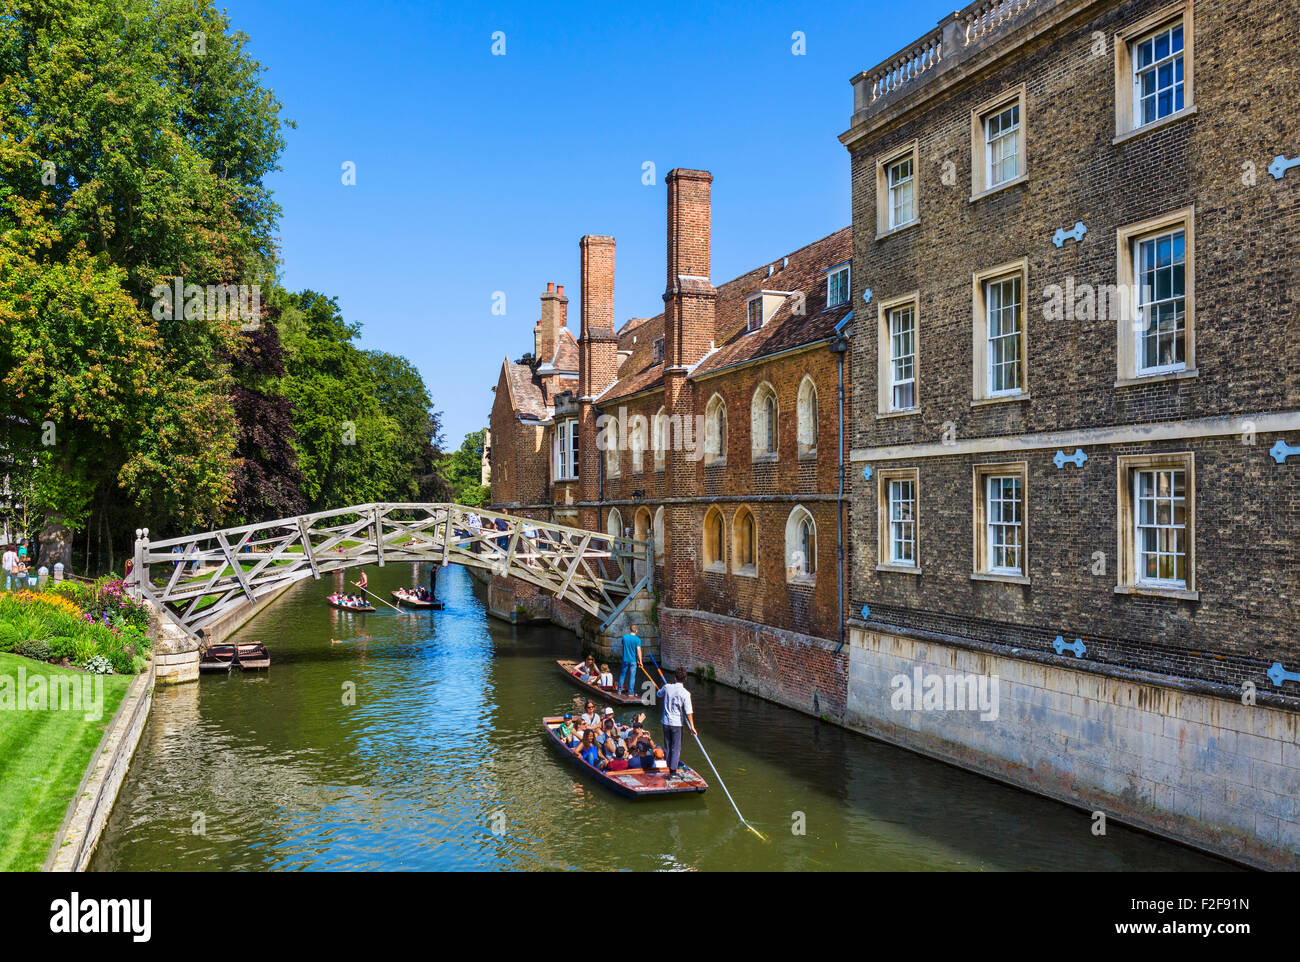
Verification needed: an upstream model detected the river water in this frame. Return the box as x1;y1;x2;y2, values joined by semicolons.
92;564;1233;871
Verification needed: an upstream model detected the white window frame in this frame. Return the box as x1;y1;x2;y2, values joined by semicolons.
554;418;579;481
1132;21;1186;129
1113;2;1195;141
1115;452;1196;600
972;462;1029;583
875;141;919;236
876;292;920;416
1116;207;1196;385
827;263;850;308
971;260;1029;404
877;468;920;573
746;295;764;332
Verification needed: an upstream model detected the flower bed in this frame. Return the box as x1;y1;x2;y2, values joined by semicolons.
0;578;151;674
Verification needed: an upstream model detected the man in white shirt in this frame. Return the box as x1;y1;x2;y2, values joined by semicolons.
1;544;17;592
656;668;697;778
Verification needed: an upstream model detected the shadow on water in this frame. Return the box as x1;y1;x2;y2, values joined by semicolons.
90;564;1237;872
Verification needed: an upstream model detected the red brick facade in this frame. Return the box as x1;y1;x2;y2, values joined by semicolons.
487;170;854;705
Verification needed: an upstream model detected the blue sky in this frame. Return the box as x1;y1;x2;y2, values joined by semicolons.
224;0;956;446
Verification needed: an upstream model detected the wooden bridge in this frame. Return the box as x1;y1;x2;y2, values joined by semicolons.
128;503;653;639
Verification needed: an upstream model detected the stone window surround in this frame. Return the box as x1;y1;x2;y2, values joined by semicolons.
731;505;757;577
1115;451;1198;601
797;374;819;459
875;139;920;238
1113;0;1196;143
1115;206;1197;387
971;257;1031;405
971;461;1031;585
969;83;1028;202
751;381;780;461
876;466;922;575
784;504;817;583
702;506;726;572
877;290;921;417
704;393;727;466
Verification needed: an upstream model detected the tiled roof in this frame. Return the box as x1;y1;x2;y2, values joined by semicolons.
503;360;549;420
550;328;579;371
599;226;851;402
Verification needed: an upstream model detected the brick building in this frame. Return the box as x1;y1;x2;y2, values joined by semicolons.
488;170;853;715
840;0;1299;867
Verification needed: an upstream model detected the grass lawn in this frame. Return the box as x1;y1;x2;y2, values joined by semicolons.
0;653;131;871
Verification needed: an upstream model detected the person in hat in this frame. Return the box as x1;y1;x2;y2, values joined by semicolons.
557;713;576;741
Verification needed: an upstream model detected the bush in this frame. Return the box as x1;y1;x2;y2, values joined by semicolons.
46;635;77;660
15;638;51;661
82;655;113;674
0;622;21;652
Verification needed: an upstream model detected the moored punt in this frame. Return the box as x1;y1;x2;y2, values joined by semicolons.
328;599;376;613
542;716;708;799
556;659;642;705
391;590;444;610
234;641;270;671
198;643;237;672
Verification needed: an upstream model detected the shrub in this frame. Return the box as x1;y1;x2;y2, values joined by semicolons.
0;622;21;652
15;638;51;661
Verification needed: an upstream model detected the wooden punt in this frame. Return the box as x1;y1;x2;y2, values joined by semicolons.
542;716;708;799
234;641;270;671
556;659;643;705
328;599;376;613
199;643;237;673
391;590;444;610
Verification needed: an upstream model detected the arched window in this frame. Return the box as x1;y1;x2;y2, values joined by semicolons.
630;415;646;473
607;507;624;539
604;417;620;477
702;507;725;570
784;506;817;582
751;382;779;458
797;376;818;457
704;394;727;465
732;506;756;574
653;406;667;471
652;507;665;562
634;507;651;542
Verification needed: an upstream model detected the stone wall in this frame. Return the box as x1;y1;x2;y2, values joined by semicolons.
846;624;1300;870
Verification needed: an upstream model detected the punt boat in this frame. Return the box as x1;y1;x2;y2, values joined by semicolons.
328;599;376;613
556;659;643;705
542;716;708;799
391;590;444;610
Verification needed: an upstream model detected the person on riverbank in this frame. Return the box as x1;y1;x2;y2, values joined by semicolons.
617;624;642;695
1;544;17;592
656;668;697;779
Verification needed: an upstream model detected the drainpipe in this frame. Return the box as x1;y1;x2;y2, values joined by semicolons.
830;332;850;655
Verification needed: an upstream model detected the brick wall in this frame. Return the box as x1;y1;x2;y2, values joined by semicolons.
662;607;848;721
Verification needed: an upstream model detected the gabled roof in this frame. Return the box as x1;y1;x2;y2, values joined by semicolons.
598;226;851;403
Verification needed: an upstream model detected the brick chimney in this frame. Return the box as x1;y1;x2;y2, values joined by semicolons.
663;169;716;369
578;236;619;399
534;281;568;365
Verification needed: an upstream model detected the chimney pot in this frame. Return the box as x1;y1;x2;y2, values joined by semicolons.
557;284;564;296
546;282;555;293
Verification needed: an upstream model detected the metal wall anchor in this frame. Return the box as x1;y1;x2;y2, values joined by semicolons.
1267;663;1300;687
862;465;873;481
1053;448;1087;469
1053;636;1086;658
1269;439;1300;464
861;604;871;620
1268;154;1299;180
1052;221;1087;247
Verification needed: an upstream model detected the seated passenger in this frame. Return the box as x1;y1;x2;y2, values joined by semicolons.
577;732;600;767
557;714;575;741
580;702;599;728
602;745;631;772
597;663;614;688
646;748;668;773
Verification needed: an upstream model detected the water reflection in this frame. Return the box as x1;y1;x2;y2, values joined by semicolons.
92;565;1234;872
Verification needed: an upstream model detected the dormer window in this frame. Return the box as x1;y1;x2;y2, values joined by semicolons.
746;296;764;332
827;264;850;308
652;337;664;364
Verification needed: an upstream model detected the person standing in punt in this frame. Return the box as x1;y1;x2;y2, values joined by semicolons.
656;669;697;779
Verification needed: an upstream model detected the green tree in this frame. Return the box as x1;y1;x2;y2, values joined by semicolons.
439;430;490;507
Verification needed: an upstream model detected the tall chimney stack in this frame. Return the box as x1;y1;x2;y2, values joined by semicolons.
534;281;568;364
663;169;716;369
578;235;618;398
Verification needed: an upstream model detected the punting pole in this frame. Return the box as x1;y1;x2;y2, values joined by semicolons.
354;581;406;614
641;652;768;842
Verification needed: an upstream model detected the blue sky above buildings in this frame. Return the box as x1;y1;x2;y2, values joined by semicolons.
225;0;956;445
